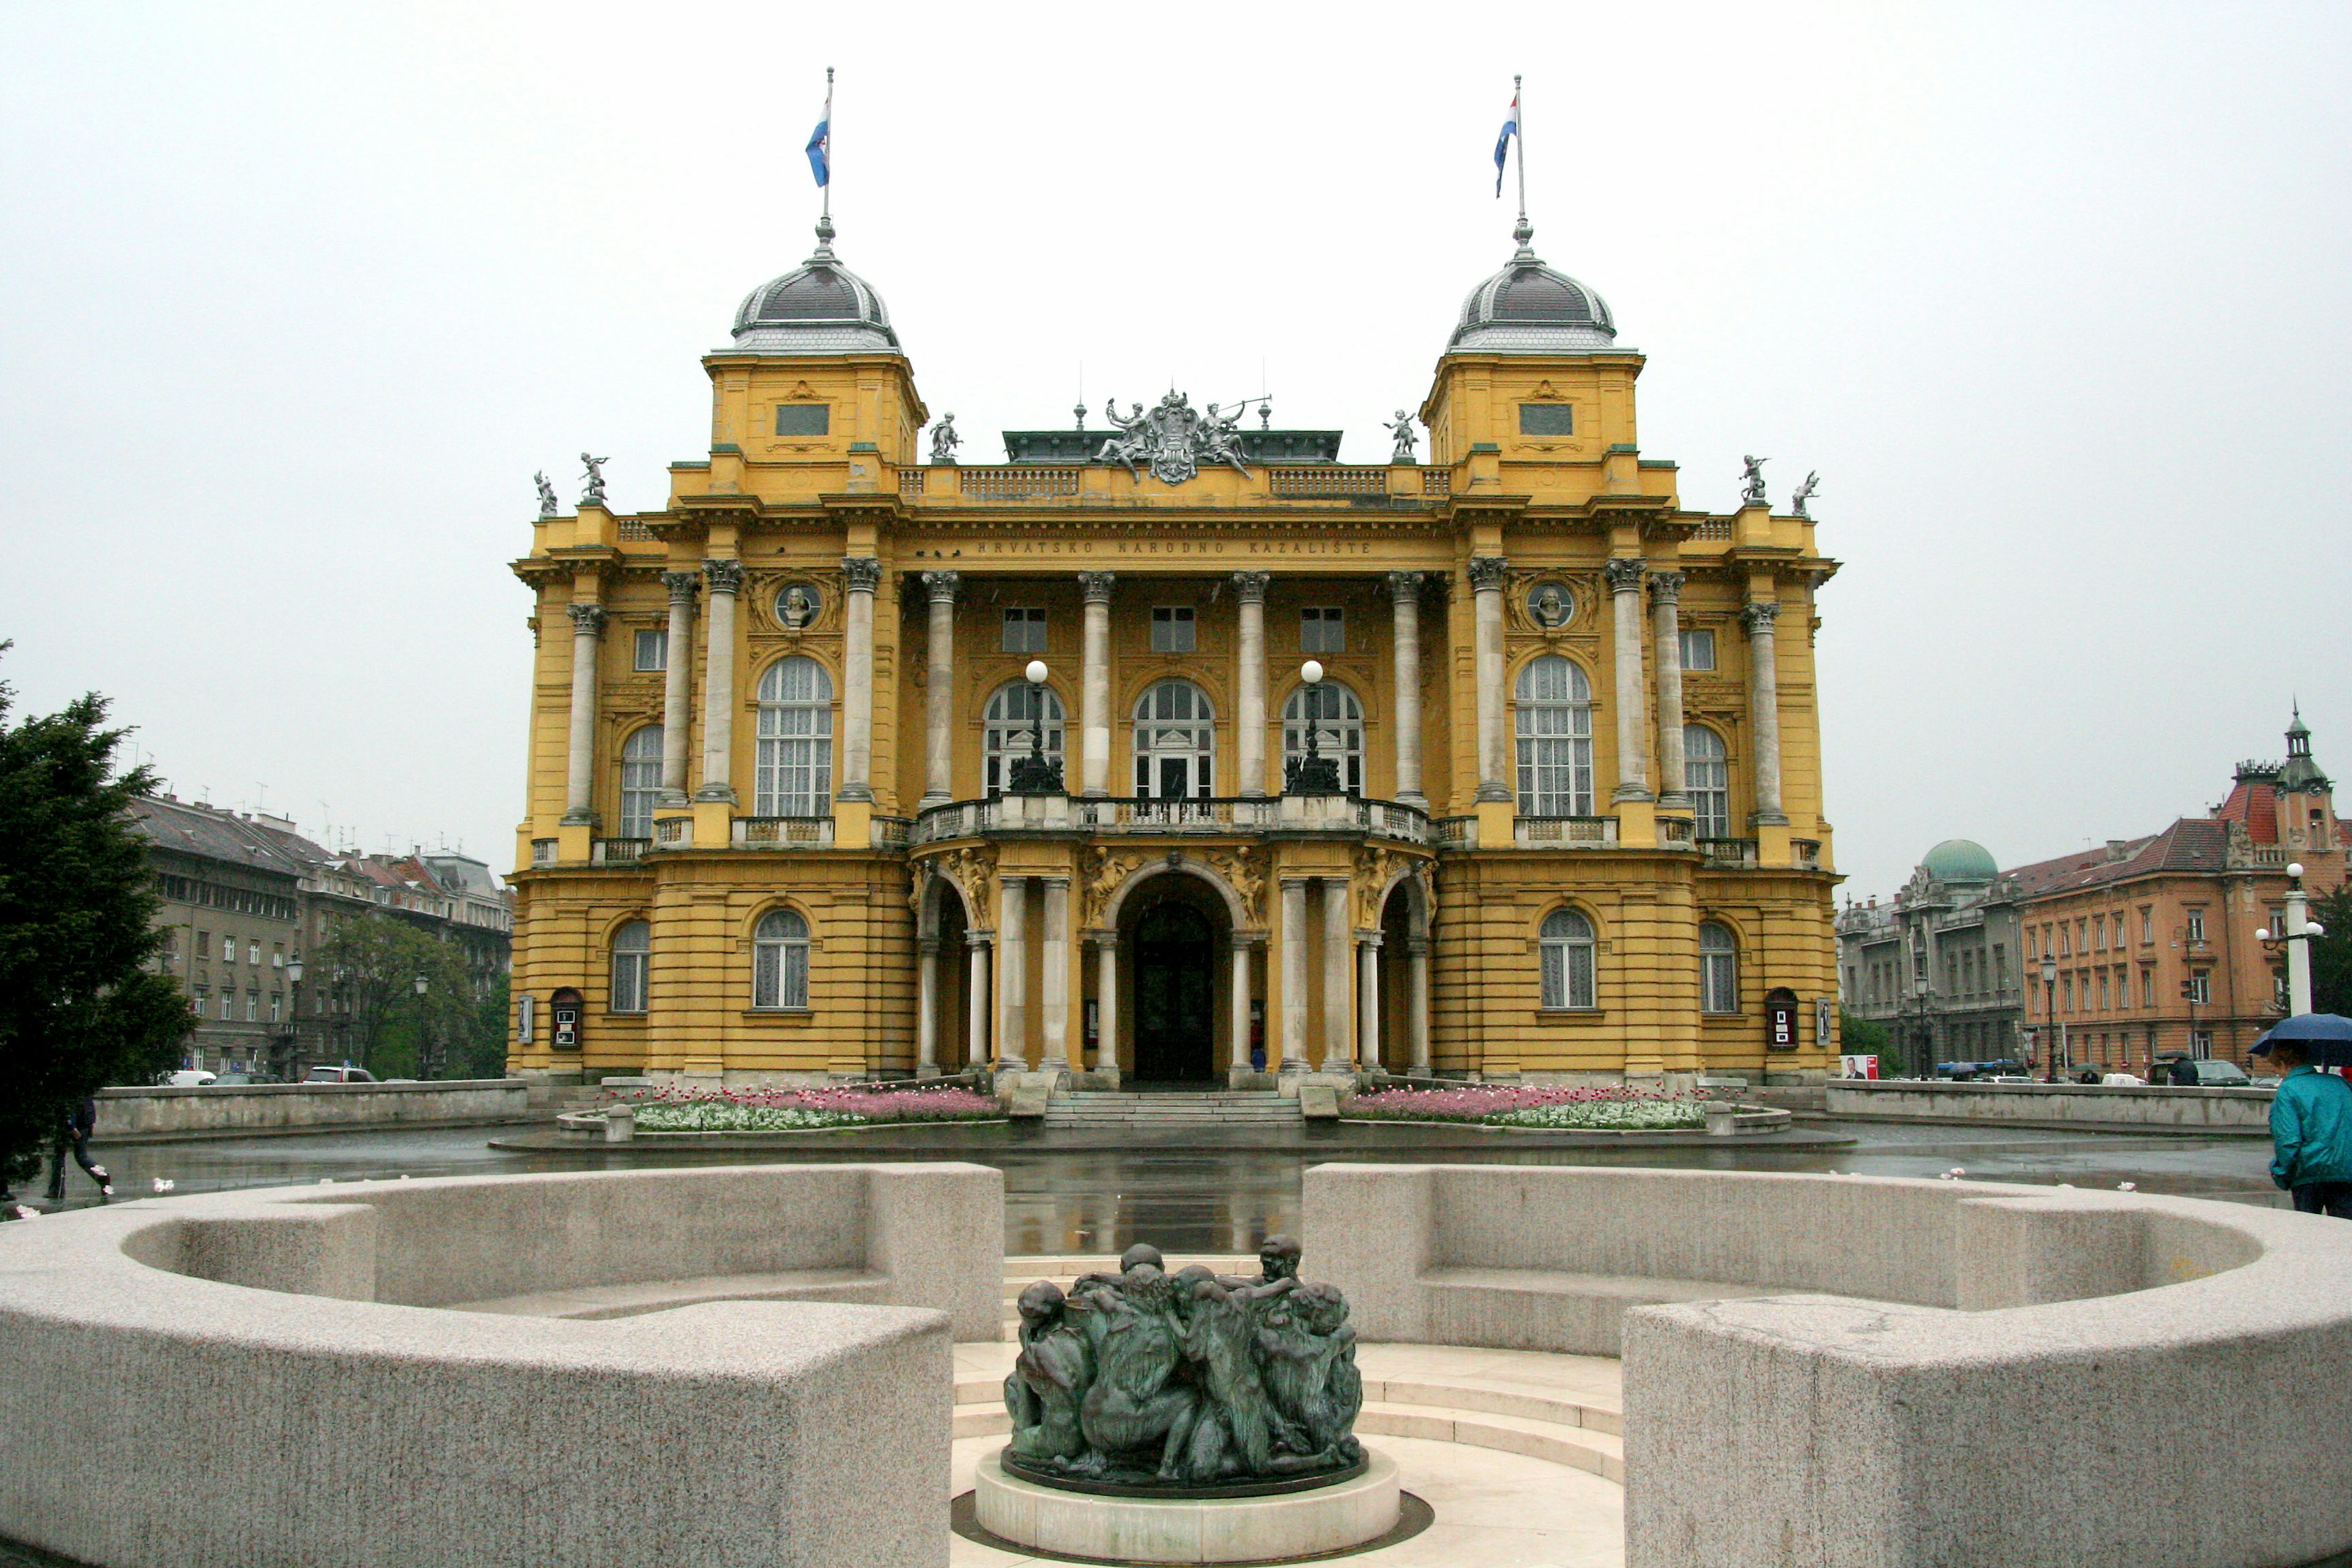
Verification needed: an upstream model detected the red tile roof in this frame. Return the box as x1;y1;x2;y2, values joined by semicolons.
2003;818;2234;897
2213;780;2279;842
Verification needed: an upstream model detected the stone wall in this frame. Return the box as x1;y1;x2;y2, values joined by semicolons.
0;1162;1003;1568
92;1078;533;1140
1303;1162;2352;1568
1825;1077;2274;1131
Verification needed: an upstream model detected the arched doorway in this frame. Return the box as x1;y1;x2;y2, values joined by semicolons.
1131;902;1216;1082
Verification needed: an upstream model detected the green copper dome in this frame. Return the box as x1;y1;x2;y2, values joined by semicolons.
1920;839;1999;884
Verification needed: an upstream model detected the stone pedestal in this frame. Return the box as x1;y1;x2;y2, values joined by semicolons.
973;1449;1400;1564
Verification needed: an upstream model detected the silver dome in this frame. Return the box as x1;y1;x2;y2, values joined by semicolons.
728;218;899;355
1449;221;1616;355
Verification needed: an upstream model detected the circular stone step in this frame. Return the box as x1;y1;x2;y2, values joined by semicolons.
973;1447;1401;1563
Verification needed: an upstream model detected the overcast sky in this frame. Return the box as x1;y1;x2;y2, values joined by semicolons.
2;3;2346;898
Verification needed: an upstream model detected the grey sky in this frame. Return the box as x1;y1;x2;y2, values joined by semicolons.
2;3;2346;897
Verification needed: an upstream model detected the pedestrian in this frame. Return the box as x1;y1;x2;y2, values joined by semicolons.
43;1096;111;1206
2256;1038;2352;1219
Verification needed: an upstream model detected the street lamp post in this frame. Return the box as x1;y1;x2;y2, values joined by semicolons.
1006;660;1063;795
1285;660;1343;796
413;973;431;1079
284;953;304;1082
2040;953;2059;1082
2256;861;2328;1019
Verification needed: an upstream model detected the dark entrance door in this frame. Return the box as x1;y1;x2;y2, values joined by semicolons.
1131;903;1216;1082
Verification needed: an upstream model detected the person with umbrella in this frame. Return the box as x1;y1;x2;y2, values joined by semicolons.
2252;1014;2352;1219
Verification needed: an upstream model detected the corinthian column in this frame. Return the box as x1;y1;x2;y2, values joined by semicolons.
916;936;940;1076
1385;571;1425;806
658;572;698;805
1468;557;1510;801
695;559;742;803
1357;932;1383;1071
561;602;606;824
921;570;960;807
1039;877;1071;1073
1744;597;1787;825
997;877;1028;1069
1279;878;1310;1071
1322;877;1354;1072
1233;571;1271;797
1648;571;1689;809
1408;933;1432;1077
1605;557;1652;802
837;557;881;802
1078;572;1115;796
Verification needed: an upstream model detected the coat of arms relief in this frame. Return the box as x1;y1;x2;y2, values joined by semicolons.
1093;391;1253;485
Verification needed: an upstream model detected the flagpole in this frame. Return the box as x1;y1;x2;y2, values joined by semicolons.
1513;74;1528;232
821;66;834;225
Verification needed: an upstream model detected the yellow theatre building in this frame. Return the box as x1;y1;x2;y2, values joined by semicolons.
505;211;1843;1095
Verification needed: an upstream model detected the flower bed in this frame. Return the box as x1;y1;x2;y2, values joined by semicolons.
1343;1082;1708;1132
619;1084;1000;1133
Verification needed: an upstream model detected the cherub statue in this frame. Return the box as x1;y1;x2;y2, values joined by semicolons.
1791;470;1820;518
580;453;610;507
1199;402;1253;477
1005;1281;1095;1466
1384;410;1417;465
1095;400;1150;480
929;413;960;466
1739;454;1768;506
533;471;558;518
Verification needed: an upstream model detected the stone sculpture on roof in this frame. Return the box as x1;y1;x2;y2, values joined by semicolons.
579;453;610;507
1384;410;1418;465
1740;453;1768;506
1091;391;1262;486
533;470;559;519
1002;1235;1365;1493
929;413;960;466
1792;470;1820;518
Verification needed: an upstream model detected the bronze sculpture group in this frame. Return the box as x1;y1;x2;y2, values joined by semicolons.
1002;1237;1365;1493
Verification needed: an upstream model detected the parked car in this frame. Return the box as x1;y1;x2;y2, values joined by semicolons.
210;1071;271;1086
303;1065;378;1084
162;1069;217;1087
2154;1054;2252;1087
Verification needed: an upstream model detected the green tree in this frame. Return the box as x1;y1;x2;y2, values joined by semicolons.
0;662;192;1196
2310;885;2352;1017
1839;1007;1890;1058
464;971;511;1080
313;914;475;1077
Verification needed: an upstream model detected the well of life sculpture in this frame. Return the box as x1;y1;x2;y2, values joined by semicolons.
1001;1237;1366;1497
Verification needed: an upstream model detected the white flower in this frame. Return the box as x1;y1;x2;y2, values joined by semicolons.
150;1178;175;1194
2119;1182;2137;1191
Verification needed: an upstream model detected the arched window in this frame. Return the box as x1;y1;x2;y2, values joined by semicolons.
1684;725;1729;839
1540;908;1596;1010
753;907;811;1010
619;726;663;839
1515;656;1593;816
984;680;1066;798
1700;921;1740;1014
1281;681;1365;796
755;657;833;816
609;919;650;1013
1132;679;1215;801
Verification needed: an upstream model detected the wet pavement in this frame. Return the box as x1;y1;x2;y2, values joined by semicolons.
17;1118;2289;1256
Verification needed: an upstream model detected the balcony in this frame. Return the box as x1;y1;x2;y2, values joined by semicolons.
1697;837;1759;869
1513;815;1620;849
911;794;1433;846
654;817;692;849
590;838;650;865
530;839;557;867
734;816;836;850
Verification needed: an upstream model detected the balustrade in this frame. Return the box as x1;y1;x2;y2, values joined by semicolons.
733;815;837;850
1420;467;1452;497
530;838;557;867
960;467;1080;500
1698;837;1759;868
653;817;691;848
1267;466;1387;497
910;794;1433;845
1512;815;1620;848
590;838;650;865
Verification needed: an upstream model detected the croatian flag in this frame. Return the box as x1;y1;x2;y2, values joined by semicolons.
1493;89;1519;197
805;110;831;189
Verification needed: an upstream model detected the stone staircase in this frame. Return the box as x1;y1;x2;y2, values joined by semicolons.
1041;1090;1302;1128
962;1257;1623;1483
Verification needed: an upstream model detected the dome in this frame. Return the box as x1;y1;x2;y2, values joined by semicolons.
1448;219;1616;355
1920;840;1999;884
727;218;899;355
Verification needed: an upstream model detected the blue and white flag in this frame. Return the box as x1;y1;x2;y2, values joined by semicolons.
805;110;831;189
1493;89;1520;197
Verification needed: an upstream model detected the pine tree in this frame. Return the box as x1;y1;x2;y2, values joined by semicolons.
2310;885;2352;1017
0;656;192;1196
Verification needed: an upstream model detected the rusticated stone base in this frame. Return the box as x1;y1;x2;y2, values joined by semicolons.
973;1447;1400;1563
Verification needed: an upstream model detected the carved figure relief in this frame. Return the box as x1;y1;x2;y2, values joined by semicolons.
1199;846;1266;926
938;845;997;928
1081;846;1146;929
1092;391;1253;485
1527;581;1574;630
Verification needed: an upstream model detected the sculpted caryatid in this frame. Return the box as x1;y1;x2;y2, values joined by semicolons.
1001;1235;1363;1493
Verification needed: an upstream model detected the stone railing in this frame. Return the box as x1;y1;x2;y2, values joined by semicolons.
590;837;649;865
1513;815;1619;848
1693;519;1736;540
1697;837;1757;868
529;837;557;867
1657;816;1695;848
897;466;925;496
1420;466;1452;497
734;815;836;849
1268;466;1388;497
910;794;1433;846
1305;1163;2352;1568
960;466;1080;500
1793;838;1823;869
92;1079;531;1141
652;816;692;848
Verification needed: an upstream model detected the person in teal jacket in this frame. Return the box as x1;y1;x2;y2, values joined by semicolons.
2262;1038;2352;1218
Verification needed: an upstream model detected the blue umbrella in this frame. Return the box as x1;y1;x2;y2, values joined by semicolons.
2252;1014;2352;1066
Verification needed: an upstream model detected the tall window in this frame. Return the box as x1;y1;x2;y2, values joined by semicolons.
1684;725;1730;837
1514;655;1593;816
1150;606;1197;653
1539;908;1596;1010
753;908;810;1010
1002;608;1047;653
1133;680;1215;800
1700;921;1740;1014
2185;908;2206;943
984;680;1066;797
1300;607;1345;654
755;657;834;815
619;725;663;838
1679;628;1716;671
633;629;667;672
1281;680;1363;796
609;920;650;1013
